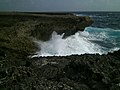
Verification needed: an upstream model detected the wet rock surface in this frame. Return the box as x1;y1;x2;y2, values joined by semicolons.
0;50;120;90
0;12;120;90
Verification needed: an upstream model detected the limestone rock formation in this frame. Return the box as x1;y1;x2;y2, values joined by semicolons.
29;14;93;41
0;12;93;41
0;12;120;90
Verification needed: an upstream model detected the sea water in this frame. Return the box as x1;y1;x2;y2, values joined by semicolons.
32;12;120;57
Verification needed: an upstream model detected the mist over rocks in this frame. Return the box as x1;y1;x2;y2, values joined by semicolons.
30;13;93;41
0;12;93;41
0;12;120;90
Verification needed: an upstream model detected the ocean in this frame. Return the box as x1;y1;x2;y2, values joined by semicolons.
75;12;120;29
32;12;120;57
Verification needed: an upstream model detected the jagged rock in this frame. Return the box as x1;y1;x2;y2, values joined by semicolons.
0;12;93;41
0;12;120;90
30;14;93;41
27;50;120;90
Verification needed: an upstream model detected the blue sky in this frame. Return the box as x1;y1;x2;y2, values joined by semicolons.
0;0;120;12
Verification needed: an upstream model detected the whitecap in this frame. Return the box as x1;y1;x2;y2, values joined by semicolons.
32;27;120;57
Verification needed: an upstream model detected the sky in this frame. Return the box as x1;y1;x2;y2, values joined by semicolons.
0;0;120;12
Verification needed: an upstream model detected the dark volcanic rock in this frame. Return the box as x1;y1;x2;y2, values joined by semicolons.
30;14;93;41
1;50;120;90
27;51;120;90
0;12;120;90
0;12;93;41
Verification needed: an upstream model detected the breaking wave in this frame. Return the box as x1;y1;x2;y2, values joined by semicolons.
32;27;120;57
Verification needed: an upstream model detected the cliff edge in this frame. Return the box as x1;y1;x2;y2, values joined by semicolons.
0;12;93;41
30;14;93;40
0;12;120;90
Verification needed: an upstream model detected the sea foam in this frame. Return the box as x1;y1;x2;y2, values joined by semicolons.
32;27;120;57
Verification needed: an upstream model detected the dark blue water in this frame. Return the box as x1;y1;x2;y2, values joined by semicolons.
33;12;120;57
75;12;120;53
75;12;120;29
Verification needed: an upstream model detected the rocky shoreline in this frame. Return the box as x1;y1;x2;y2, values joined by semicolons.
0;12;93;41
0;12;120;90
1;49;120;90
